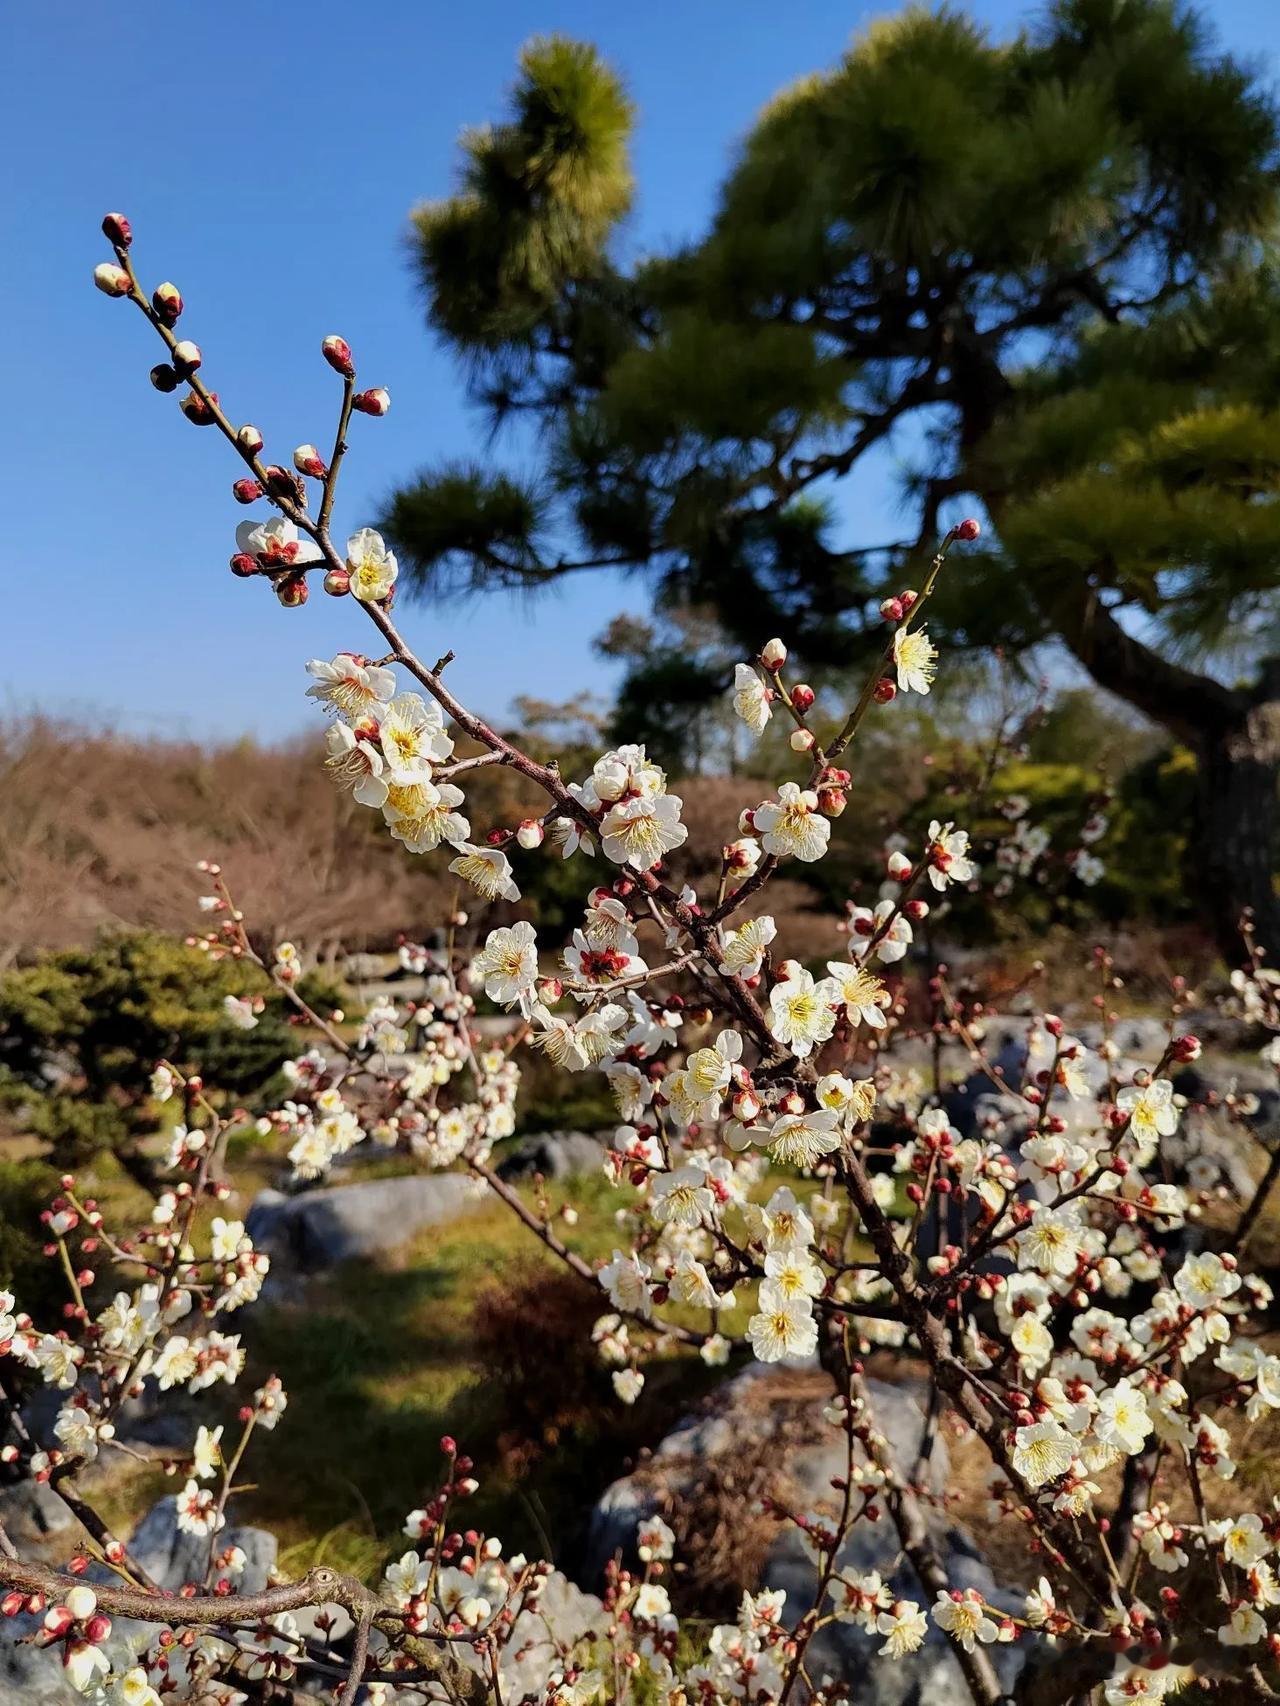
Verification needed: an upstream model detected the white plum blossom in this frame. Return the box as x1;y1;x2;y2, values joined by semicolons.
346;527;398;601
754;785;831;863
732;663;771;733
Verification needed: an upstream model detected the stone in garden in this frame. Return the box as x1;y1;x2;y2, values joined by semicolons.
496;1131;608;1181
247;1172;482;1273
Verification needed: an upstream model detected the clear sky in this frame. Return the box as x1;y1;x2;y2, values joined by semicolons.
4;0;1278;742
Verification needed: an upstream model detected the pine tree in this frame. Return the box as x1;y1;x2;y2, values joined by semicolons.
385;7;1280;959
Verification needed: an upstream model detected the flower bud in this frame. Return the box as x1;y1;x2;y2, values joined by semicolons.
760;637;787;670
179;391;217;425
516;819;545;850
232;479;262;505
872;678;896;704
43;1605;74;1638
898;589;918;612
817;787;846;816
0;1592;24;1618
790;683;815;713
352;387;390;416
886;851;912;881
904;899;930;921
879;597;904;623
93;263;130;297
84;1614;111;1644
64;1586;97;1624
732;1087;762;1123
149;363;179;393
230;553;258;578
293;444;327;479
152;282;183;323
275;573;309;608
1171;1034;1201;1063
790;728;815;752
101;212;132;249
171;340;202;374
236;424;264;455
323;567;351;597
536;978;563;1004
322;335;354;377
955;517;981;542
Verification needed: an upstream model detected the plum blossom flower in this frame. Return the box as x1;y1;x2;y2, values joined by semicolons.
754;784;831;863
175;1478;224;1537
768;1108;842;1168
1011;1419;1074;1488
448;843;520;902
384;780;470;852
471;921;539;1010
893;627;937;695
236;517;321;568
1093;1381;1153;1456
747;1285;818;1362
732;663;771;733
346;527;398;600
768;965;838;1057
612;1367;645;1405
825;961;887;1028
926;821;976;890
719;914;777;977
324;719;388;807
379;693;453;782
876;1601;928;1657
932;1589;998;1651
599;1250;652;1318
1116;1078;1179;1159
599;793;688;869
305;654;395;718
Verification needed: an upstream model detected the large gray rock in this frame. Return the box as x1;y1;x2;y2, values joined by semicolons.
586;1366;1027;1704
247;1172;482;1273
497;1131;608;1182
127;1493;277;1593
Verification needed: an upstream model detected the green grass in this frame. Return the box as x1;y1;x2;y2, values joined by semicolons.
227;1173;726;1582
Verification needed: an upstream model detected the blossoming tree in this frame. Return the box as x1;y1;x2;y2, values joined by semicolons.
0;213;1276;1706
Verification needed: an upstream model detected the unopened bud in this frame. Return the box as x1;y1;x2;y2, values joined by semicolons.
790;728;815;752
149;363;179;393
232;479;262;505
43;1606;74;1638
64;1586;97;1624
760;637;787;670
352;387;390;416
516;819;545;850
264;464;303;502
817;787;846;817
275;573;309;608
886;851;912;881
536;978;563;1004
93;263;130;297
151;282;183;323
179;390;216;426
171;339;202;374
1171;1035;1201;1063
904;898;930;921
323;567;351;597
879;597;904;623
790;683;815;713
732;1087;762;1123
322;335;354;377
101;212;132;249
293;444;327;479
898;589;918;612
955;518;981;542
84;1614;111;1644
230;553;258;578
873;678;896;704
236;424;264;455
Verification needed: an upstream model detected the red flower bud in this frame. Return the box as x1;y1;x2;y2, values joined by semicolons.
898;590;918;612
352;387;390;416
817;787;846;817
293;444;327;479
275;573;309;608
323;567;351;597
149;363;179;393
322;335;354;377
101;212;132;249
230;552;258;577
232;479;263;505
879;597;904;623
790;683;815;713
152;282;183;324
873;678;896;704
179;390;217;426
236;424;264;455
955;518;981;542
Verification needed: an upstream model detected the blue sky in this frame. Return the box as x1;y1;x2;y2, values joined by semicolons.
4;0;1277;742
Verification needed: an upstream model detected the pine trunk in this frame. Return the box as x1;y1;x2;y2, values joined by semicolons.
1194;678;1280;962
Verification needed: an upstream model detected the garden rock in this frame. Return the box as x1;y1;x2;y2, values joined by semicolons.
126;1493;277;1593
585;1365;1026;1702
247;1173;482;1274
497;1131;608;1182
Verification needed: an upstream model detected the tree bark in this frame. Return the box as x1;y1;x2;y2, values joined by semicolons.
1194;671;1280;963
